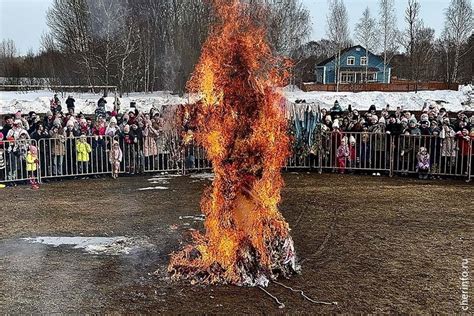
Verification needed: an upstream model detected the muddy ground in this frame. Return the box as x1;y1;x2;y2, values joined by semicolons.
0;173;472;314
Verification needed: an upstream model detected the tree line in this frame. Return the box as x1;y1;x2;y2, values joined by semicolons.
0;0;472;94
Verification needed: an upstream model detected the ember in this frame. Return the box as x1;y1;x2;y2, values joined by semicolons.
168;0;299;286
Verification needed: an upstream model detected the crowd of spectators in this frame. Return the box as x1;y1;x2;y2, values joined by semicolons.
0;95;473;186
0;94;180;186
291;100;474;178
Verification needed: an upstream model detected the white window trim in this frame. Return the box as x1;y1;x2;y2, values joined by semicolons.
360;56;368;66
347;56;355;66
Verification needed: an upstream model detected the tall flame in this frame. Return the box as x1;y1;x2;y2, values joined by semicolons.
169;0;298;286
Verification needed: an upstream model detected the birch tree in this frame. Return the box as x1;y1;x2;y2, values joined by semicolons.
355;7;379;83
443;0;473;83
326;0;351;91
378;0;398;83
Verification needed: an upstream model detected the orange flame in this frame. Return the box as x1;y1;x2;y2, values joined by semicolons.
169;0;297;286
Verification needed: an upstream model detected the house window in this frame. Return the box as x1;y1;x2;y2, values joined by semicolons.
360;56;367;65
347;56;355;65
341;73;355;83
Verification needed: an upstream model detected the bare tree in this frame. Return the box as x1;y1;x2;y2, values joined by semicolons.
401;0;422;84
443;0;473;83
355;7;379;83
378;0;399;83
326;0;351;91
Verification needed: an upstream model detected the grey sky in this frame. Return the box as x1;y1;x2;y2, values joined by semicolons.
0;0;454;56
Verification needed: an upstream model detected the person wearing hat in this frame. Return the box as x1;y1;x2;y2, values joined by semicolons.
2;116;13;137
109;140;123;179
416;147;430;180
66;95;75;114
26;144;40;189
0;129;5;182
420;120;431;136
76;134;92;175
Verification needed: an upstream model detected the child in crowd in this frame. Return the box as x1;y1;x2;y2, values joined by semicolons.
348;136;357;171
26;144;39;189
109;140;123;179
76;135;92;175
0;131;5;181
336;137;349;174
416;147;430;180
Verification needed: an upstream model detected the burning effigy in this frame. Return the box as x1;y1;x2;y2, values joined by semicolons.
168;0;299;286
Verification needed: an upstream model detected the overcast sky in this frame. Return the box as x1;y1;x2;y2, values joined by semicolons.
0;0;452;56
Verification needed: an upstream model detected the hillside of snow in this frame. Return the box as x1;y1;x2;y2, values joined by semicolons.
0;88;471;115
283;86;472;113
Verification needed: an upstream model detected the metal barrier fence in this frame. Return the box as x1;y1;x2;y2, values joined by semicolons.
0;132;472;185
285;131;472;181
0;139;40;184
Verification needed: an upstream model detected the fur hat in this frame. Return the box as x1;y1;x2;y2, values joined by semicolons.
332;119;340;129
29;145;38;155
109;117;117;125
379;116;386;125
349;136;356;144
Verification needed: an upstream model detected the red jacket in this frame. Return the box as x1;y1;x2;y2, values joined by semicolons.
457;133;473;156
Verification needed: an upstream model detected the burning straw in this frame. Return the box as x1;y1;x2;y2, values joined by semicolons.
168;0;299;286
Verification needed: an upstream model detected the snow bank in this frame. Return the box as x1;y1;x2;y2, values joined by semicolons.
1;88;471;115
283;89;472;113
0;90;187;115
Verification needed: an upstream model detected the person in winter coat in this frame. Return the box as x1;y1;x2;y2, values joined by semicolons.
26;144;39;189
66;95;75;114
456;128;473;175
50;94;62;114
143;119;159;170
336;137;350;174
109;140;123;179
95;96;107;120
50;126;66;176
76;135;92;175
416;147;430;180
348;135;357;171
0;131;5;181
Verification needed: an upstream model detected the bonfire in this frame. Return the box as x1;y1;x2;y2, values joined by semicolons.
168;0;299;286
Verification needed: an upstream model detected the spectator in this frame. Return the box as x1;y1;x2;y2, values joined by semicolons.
336;137;349;174
109;140;123;179
26;144;39;189
66;95;75;114
76;135;92;175
416;147;430;180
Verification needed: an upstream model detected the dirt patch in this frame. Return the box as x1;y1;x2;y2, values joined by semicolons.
0;173;472;313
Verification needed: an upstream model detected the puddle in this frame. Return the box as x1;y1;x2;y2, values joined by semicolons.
22;236;150;255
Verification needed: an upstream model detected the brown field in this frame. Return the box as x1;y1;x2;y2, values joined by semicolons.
1;173;472;313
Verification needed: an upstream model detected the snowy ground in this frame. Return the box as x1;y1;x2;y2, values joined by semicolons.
283;85;472;113
0;90;188;115
0;86;471;115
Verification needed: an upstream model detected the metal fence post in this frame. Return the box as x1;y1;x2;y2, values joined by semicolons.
467;139;472;183
389;136;394;178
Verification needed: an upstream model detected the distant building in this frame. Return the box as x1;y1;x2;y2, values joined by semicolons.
315;45;391;84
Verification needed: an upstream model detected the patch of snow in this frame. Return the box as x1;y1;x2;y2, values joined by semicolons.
22;236;140;255
138;186;169;191
189;172;215;180
179;215;205;221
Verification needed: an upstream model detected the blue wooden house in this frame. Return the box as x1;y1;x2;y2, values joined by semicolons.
315;45;391;84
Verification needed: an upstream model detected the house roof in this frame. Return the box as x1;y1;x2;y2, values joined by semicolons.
317;45;386;67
